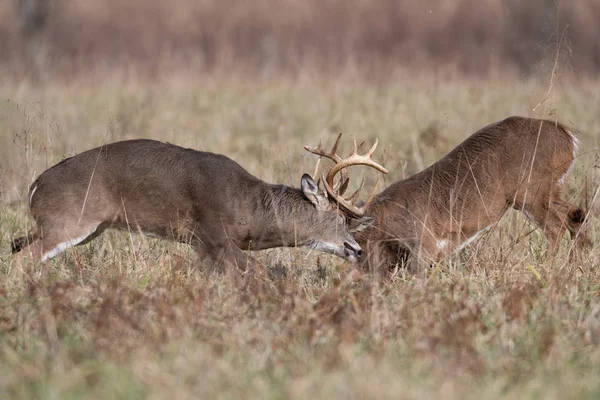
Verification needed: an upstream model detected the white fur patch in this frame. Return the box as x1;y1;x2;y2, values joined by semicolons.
29;185;38;206
141;231;163;239
457;226;491;252
567;128;580;158
559;128;579;184
41;228;97;262
308;241;355;261
436;239;448;250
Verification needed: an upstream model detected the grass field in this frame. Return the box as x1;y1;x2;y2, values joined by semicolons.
1;73;599;399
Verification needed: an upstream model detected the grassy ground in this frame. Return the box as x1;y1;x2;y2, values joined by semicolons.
1;73;599;399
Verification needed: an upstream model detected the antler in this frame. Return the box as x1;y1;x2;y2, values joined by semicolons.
304;133;350;194
304;134;389;217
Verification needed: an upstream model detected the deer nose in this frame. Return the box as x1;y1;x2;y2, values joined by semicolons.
344;241;362;258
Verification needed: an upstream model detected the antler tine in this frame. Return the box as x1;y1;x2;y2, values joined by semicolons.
321;174;364;217
305;133;349;195
330;132;343;157
304;142;324;157
348;139;367;157
334;135;350;195
366;138;379;157
312;157;321;180
356;140;366;153
344;176;365;204
304;135;343;162
305;135;387;215
325;140;389;188
364;176;380;208
335;176;350;194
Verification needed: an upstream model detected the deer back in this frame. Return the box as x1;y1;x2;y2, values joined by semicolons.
356;116;581;267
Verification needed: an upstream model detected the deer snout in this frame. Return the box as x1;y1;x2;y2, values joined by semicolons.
343;241;363;261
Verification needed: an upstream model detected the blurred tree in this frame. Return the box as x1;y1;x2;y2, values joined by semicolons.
17;0;48;80
503;0;558;75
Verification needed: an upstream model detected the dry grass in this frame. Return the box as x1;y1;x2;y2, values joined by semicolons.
1;73;599;398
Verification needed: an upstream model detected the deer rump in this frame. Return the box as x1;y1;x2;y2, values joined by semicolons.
12;139;365;268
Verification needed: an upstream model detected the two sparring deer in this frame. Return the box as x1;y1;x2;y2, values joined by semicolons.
11;116;591;273
306;116;591;272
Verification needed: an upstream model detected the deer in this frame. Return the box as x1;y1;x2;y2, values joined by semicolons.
11;139;381;271
306;116;592;273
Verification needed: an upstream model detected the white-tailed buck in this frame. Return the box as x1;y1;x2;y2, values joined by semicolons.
306;116;592;272
12;139;377;269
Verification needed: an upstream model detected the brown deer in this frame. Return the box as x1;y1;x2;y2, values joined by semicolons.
11;139;378;270
306;116;592;273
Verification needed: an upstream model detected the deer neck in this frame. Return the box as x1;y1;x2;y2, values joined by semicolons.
249;184;313;249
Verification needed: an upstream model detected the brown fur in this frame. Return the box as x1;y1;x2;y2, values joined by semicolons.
355;116;592;272
12;139;368;269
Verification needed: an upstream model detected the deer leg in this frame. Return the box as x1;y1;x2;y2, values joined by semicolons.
10;225;99;264
359;240;395;276
223;244;260;272
47;217;107;260
10;238;44;264
553;201;591;259
410;242;437;276
520;203;566;256
520;198;589;258
360;238;433;277
195;240;266;276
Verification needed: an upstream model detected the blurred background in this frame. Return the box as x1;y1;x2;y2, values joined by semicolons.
1;0;599;80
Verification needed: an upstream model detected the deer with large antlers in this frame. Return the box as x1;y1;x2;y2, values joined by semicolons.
306;116;592;273
11;139;374;270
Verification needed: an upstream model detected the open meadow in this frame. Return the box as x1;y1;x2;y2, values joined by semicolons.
0;72;599;399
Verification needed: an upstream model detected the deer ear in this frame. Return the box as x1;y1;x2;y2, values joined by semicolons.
301;174;330;210
348;216;375;233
